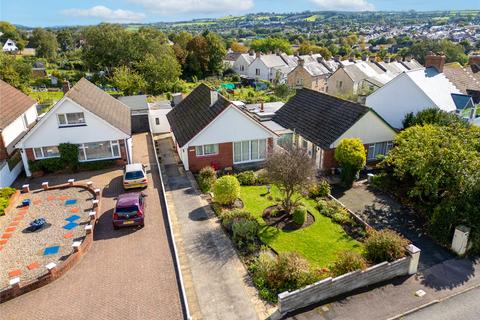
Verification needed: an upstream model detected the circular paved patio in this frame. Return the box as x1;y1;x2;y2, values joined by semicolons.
0;187;93;289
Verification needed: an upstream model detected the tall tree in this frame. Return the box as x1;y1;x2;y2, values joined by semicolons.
0;21;26;50
111;66;146;95
205;32;227;76
250;37;293;55
56;28;75;52
137;51;181;94
0;52;32;92
31;28;58;60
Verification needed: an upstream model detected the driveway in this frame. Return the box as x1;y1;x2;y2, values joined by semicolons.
331;182;455;271
0;133;184;320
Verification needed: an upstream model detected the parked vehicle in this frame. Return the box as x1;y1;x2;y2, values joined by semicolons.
112;192;146;229
123;163;148;189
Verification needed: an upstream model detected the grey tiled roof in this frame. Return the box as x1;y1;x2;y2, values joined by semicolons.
273;89;370;149
166;84;231;147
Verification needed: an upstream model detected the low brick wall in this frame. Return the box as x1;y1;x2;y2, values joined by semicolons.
0;182;100;303
277;245;420;316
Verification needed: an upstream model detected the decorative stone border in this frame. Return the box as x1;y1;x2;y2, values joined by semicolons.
0;181;101;303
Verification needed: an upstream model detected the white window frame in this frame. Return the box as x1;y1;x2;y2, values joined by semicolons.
195;144;219;157
57;112;86;127
366;141;393;161
256;68;261;76
233;139;267;164
33;146;60;159
78;140;121;162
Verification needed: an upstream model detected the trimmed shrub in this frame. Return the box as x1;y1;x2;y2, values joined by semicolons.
331;207;351;225
292;207;307;226
364;229;409;263
29;158;64;173
236;170;256;186
59;143;79;170
308;180;331;198
232;219;259;249
316;199;330;216
213;175;241;206
198;166;217;193
331;251;367;277
249;252;320;303
220;210;255;231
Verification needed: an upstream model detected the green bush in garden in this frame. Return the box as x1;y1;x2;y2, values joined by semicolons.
198;166;217;193
292;206;307;226
213;175;241;205
330;251;367;277
0;187;16;216
232;219;260;248
331;207;351;225
364;229;409;263
308;180;331;198
236;170;256;186
220;210;256;231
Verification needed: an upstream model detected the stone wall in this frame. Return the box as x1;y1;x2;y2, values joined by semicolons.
277;245;420;315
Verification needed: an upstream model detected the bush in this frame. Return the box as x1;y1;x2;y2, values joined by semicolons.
59;143;79;170
256;169;270;185
331;251;367;277
331;207;351;225
292;207;307;226
29;158;64;173
232;219;260;249
308;180;331;198
0;198;8;216
335;138;366;188
316;199;330;216
236;170;256;186
198;166;217;193
364;229;409;263
249;252;320;303
213;175;241;206
220;210;255;231
0;187;16;216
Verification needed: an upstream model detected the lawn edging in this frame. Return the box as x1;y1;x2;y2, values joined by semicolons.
0;182;100;303
274;244;421;318
328;194;372;230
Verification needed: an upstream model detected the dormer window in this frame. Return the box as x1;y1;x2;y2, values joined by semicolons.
57;112;86;127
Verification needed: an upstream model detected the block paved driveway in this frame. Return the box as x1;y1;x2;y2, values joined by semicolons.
0;133;184;320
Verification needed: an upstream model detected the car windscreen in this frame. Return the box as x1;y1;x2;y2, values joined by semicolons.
115;205;139;216
125;170;144;180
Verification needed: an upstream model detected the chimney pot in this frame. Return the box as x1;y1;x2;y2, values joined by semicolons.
210;90;218;106
298;58;305;67
260;101;264;113
468;55;480;66
256;51;261;59
425;53;445;72
62;81;70;94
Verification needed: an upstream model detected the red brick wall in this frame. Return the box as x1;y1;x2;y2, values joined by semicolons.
0;136;6;161
188;142;233;173
25;148;35;161
322;148;337;171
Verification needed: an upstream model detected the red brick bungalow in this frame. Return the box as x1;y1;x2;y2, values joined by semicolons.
166;84;277;173
272;88;397;172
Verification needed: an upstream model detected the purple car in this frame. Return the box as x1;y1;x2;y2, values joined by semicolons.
113;192;146;229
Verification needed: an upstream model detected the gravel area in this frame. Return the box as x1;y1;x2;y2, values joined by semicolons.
0;187;94;289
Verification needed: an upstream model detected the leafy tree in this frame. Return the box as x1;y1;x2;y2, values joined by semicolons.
297;43;332;60
185;35;210;78
213;175;241;206
250;37;293;55
231;41;248;53
111;66;146;95
266;147;316;213
56;28;75;52
137;51;181;94
31;28;59;60
205;32;227;76
408;39;468;64
402;108;468;129
335;138;366;187
0;52;32;92
0;21;26;50
273;84;294;100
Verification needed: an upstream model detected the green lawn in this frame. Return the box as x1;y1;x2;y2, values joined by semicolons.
240;185;363;268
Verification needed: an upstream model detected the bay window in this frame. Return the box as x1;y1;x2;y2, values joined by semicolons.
34;146;60;159
234;139;267;163
366;141;393;161
78;140;121;162
195;144;219;157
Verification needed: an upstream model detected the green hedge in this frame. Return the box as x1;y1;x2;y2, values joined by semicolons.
0;187;16;216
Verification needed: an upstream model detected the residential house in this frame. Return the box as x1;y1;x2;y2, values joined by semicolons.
223;51;242;69
273;88;397;172
442;55;480;103
365;67;463;129
16;78;132;177
246;52;296;82
287;58;331;92
232;53;256;76
118;95;150;133
32;61;47;78
2;39;18;53
0;80;38;186
166;84;277;172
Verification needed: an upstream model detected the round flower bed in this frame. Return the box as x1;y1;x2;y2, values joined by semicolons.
262;205;315;231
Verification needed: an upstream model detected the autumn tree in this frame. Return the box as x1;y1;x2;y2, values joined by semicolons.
266;147;316;213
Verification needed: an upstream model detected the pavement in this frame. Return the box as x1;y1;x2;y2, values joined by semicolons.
156;133;266;320
404;286;480;320
0;133;184;320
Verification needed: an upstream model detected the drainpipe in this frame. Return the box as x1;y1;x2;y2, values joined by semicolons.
20;148;31;177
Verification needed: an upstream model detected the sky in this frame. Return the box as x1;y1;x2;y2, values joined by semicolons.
1;0;479;27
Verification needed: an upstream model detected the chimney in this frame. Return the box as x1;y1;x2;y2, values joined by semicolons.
334;55;340;62
425;52;446;72
298;58;305;67
260;101;264;113
256;51;261;59
62;81;70;94
468;55;480;66
369;55;376;62
349;55;355;62
171;93;183;106
384;57;391;63
210;90;218;106
469;107;476;120
405;55;412;62
395;55;402;62
249;50;254;56
361;54;367;61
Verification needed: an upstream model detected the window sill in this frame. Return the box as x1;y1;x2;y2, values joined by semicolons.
79;156;121;163
195;154;219;158
233;158;265;165
58;124;87;128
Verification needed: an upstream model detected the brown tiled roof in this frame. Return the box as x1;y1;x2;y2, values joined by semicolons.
65;78;131;135
0;80;37;131
166;83;231;147
443;62;480;94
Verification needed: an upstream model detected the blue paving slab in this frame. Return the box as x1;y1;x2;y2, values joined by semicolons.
65;199;77;206
65;214;81;222
63;222;79;230
43;246;60;256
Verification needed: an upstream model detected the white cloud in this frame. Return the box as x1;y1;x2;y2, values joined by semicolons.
63;5;146;23
310;0;375;11
129;0;254;15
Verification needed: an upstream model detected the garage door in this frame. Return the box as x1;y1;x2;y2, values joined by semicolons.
131;114;150;133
